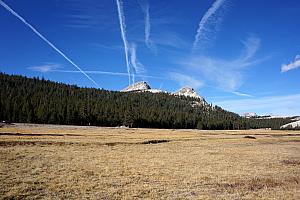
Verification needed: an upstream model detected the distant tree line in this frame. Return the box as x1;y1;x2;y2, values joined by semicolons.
0;73;293;129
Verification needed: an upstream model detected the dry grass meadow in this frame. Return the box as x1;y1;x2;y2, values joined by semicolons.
0;123;299;199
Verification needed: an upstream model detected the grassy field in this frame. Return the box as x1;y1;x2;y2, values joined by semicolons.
0;123;299;199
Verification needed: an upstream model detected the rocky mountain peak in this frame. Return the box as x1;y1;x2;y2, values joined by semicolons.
174;87;203;100
121;81;151;92
243;112;258;118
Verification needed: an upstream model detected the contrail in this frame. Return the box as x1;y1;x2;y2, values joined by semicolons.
53;70;131;77
129;44;137;83
144;5;151;48
129;43;146;84
47;69;166;80
193;0;226;50
0;0;99;87
115;0;131;85
138;0;153;50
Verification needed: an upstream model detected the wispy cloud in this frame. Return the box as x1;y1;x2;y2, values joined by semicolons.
64;14;97;29
129;43;146;83
27;63;60;72
169;72;204;89
281;55;300;72
193;0;227;50
63;0;114;30
152;32;190;49
215;94;300;116
231;91;253;98
137;0;156;51
92;43;123;51
0;0;99;87
182;36;262;91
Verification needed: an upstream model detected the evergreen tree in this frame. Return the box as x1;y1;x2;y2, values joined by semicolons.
123;107;135;128
0;72;293;130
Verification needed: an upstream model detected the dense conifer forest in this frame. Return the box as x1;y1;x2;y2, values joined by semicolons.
0;73;293;129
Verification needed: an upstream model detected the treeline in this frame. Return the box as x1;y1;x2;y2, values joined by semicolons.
0;73;292;129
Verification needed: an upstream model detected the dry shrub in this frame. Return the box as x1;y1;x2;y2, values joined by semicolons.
282;159;300;166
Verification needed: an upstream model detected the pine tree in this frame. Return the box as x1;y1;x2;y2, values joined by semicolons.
0;72;294;130
123;107;135;128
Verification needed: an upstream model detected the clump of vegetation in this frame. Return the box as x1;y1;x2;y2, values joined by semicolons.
282;159;300;166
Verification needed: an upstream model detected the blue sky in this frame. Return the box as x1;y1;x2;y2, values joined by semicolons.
0;0;300;116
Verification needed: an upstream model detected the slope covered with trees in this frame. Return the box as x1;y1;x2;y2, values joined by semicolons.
0;73;292;129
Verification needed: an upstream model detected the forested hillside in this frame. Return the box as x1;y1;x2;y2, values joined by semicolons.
0;73;292;129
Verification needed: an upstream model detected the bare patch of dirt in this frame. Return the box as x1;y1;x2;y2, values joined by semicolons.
244;135;256;139
216;177;299;192
140;139;170;144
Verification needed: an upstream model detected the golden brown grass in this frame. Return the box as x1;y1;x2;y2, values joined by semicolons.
0;123;300;199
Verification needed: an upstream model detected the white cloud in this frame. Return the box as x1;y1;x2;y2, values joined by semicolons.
63;0;115;30
169;72;204;89
215;94;300;116
181;36;262;91
193;0;227;50
281;55;300;72
231;91;253;98
129;43;146;83
27;63;60;72
241;36;261;61
152;31;189;49
92;43;123;51
137;0;156;51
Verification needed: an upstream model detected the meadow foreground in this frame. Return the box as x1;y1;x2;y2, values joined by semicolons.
0;124;299;199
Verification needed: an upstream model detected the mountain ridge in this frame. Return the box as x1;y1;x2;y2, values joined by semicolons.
121;81;207;105
0;72;293;130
